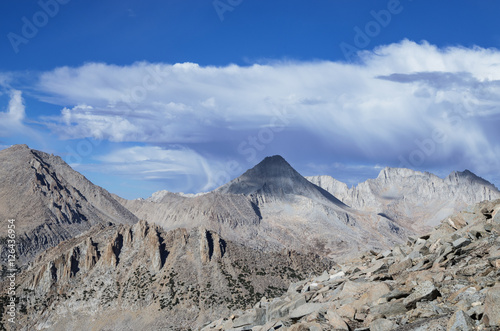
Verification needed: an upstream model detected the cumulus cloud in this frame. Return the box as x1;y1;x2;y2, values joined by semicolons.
0;90;26;135
35;40;500;186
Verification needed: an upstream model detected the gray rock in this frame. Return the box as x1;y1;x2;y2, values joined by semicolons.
484;223;493;232
447;310;475;331
408;250;422;260
288;280;306;294
403;281;440;309
232;308;266;328
484;283;500;326
408;315;448;331
314;270;330;282
492;210;500;223
370;318;396;331
289;303;326;319
326;309;349;330
388;258;412;275
382;289;410;301
370;301;407;316
452;237;471;249
329;271;346;281
267;295;307;321
382;250;393;258
363;260;386;275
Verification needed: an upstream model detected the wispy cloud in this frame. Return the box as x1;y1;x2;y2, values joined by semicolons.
77;146;223;193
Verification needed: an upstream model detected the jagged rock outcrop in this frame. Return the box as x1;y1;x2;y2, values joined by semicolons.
308;167;500;233
0;221;333;330
0;145;138;266
83;237;99;270
204;199;500;330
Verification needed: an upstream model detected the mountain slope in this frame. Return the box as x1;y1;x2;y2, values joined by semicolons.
0;221;333;330
0;145;138;265
308;167;500;232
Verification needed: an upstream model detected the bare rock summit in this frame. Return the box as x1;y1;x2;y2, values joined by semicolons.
0;145;138;266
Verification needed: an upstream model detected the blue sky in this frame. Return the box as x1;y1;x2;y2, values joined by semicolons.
1;0;500;199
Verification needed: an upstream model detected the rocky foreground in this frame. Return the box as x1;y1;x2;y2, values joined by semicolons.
203;199;500;330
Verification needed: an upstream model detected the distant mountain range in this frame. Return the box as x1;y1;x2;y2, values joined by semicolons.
118;155;500;260
1;145;499;330
308;167;500;232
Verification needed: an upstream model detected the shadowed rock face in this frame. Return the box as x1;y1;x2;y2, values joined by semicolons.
217;155;345;207
217;155;312;196
0;145;138;265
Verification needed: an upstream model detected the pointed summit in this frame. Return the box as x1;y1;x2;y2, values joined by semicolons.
217;155;309;196
217;155;345;206
244;155;305;184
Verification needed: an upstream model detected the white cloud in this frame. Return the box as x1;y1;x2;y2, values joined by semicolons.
82;146;224;193
0;90;26;134
35;40;500;183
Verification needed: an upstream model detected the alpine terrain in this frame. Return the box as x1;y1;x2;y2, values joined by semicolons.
0;145;499;330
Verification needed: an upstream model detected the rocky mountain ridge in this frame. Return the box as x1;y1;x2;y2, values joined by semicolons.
118;156;409;261
216;156;345;207
204;198;500;330
307;167;500;233
123;157;500;262
0;145;138;265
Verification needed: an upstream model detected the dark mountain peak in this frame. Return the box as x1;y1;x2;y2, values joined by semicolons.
216;155;306;195
456;169;476;177
257;155;289;167
247;155;300;178
448;169;484;181
216;156;346;207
